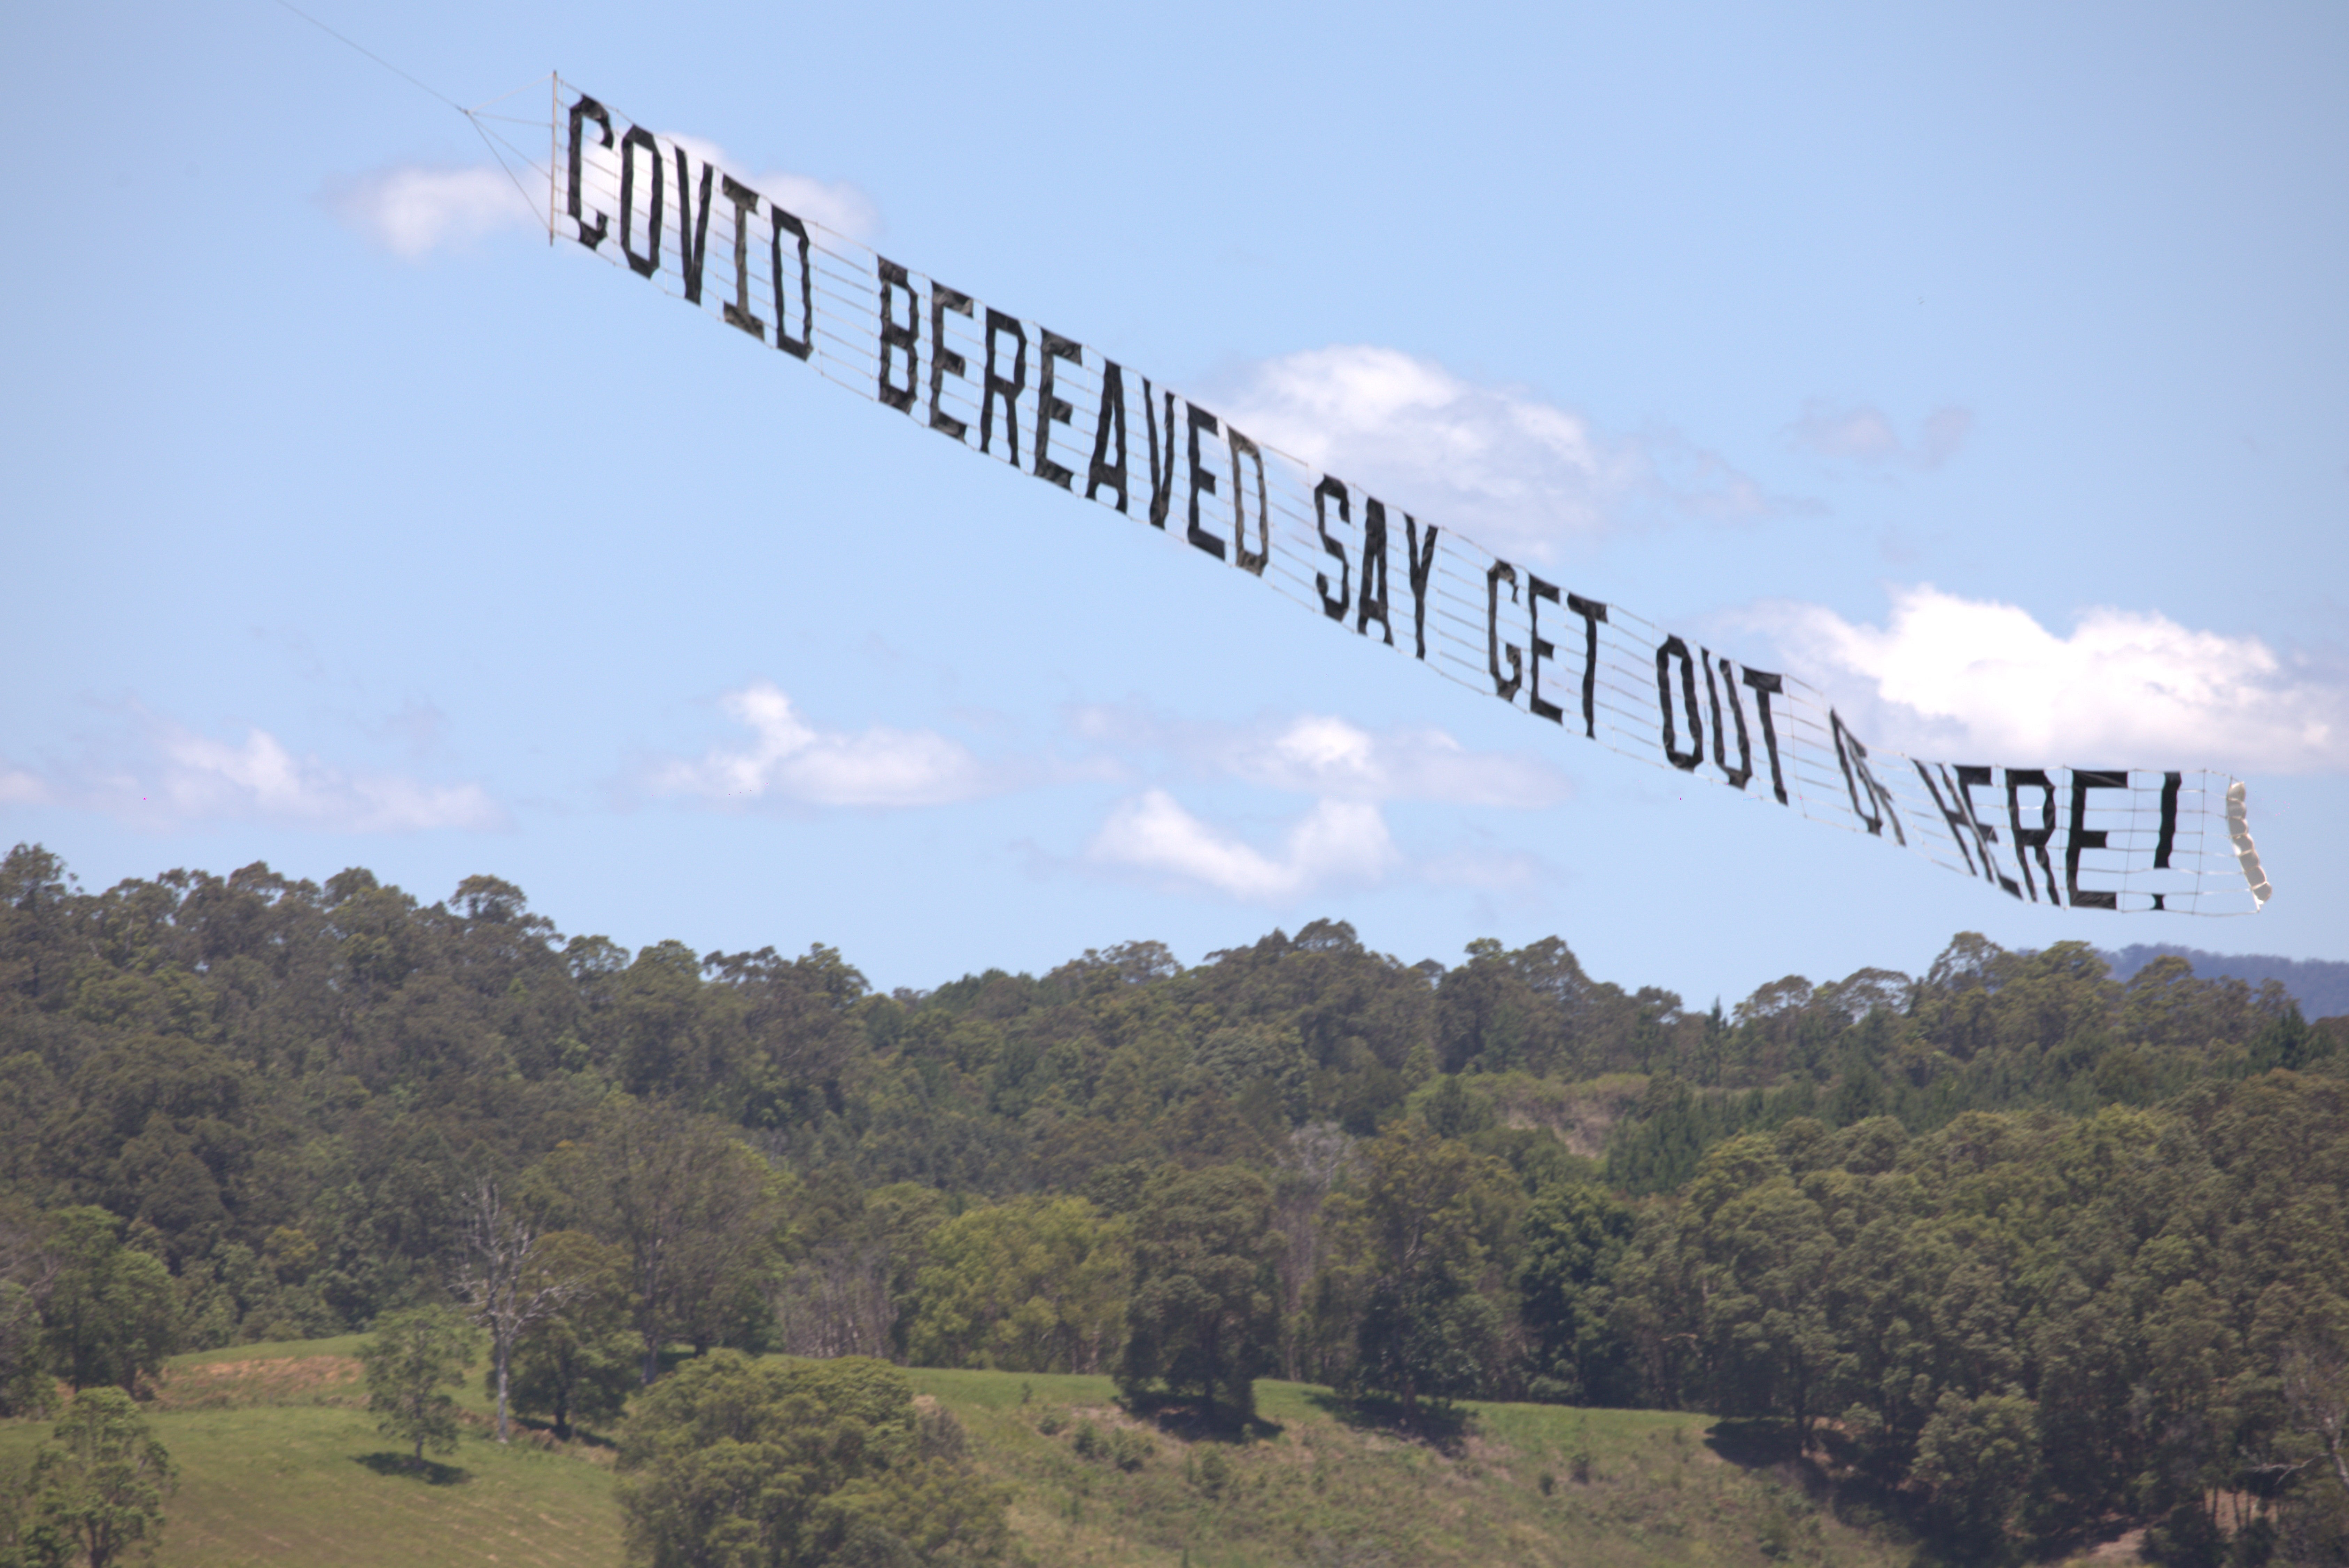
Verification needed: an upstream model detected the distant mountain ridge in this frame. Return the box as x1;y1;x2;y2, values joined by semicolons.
2101;944;2349;1020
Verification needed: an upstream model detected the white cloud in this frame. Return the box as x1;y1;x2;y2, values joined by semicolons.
662;135;878;241
328;164;542;259
1760;584;2349;772
0;716;504;832
654;681;987;808
1086;789;1397;902
1216;345;1773;559
146;725;507;830
1236;714;1572;806
332;134;876;262
1786;400;1972;470
1059;707;1570;902
1064;706;1573;808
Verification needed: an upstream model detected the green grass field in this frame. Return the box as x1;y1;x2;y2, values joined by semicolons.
906;1368;1909;1568
2;1343;1916;1568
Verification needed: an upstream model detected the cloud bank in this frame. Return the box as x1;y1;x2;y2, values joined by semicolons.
653;681;988;808
1218;345;1774;559
1761;584;2349;772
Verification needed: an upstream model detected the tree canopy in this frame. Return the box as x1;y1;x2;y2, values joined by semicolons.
3;841;2345;1559
9;1385;177;1568
360;1305;480;1466
614;1352;1007;1568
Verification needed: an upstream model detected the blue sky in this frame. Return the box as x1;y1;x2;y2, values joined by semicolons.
4;1;2343;1008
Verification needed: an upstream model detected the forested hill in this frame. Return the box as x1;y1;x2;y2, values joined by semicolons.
3;843;2346;1563
2103;943;2349;1021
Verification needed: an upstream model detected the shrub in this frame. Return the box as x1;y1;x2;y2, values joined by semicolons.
360;1306;480;1467
617;1352;1009;1568
1107;1428;1150;1472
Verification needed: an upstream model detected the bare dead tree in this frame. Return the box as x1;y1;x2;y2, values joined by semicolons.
455;1179;583;1443
1272;1122;1355;1382
769;1241;897;1360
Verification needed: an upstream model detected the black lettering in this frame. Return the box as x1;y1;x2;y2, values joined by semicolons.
768;208;813;359
1708;654;1754;790
1185;403;1224;559
1314;477;1351;621
1913;761;1982;878
2066;769;2128;910
1357;497;1392;645
1955;766;2022;898
1907;760;1982;883
1566;593;1608;740
566;96;612;249
1742;669;1789;805
672;148;715;304
1830;711;1904;842
2005;769;2061;905
618;126;663;278
1035;331;1081;488
719;176;764;340
981;311;1028;462
1229;430;1269;576
926;285;973;440
875;259;920;413
1832;711;1881;834
1403;511;1437;660
2155;771;2182;868
1656;636;1704;770
1143;380;1177;530
1487;561;1522;702
1526;576;1563;723
1085;361;1128;511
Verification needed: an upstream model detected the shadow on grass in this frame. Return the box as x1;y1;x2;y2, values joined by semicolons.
1703;1415;1803;1470
513;1415;618;1449
354;1452;470;1486
1301;1389;1471;1453
1119;1392;1284;1445
1703;1417;1926;1546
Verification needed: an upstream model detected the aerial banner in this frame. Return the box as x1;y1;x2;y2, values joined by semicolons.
550;84;2271;915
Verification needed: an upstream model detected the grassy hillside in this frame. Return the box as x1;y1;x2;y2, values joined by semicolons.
910;1368;1909;1568
0;1343;623;1568
1;1340;1923;1568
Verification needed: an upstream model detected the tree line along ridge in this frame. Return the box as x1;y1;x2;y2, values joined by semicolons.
0;843;2343;1565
